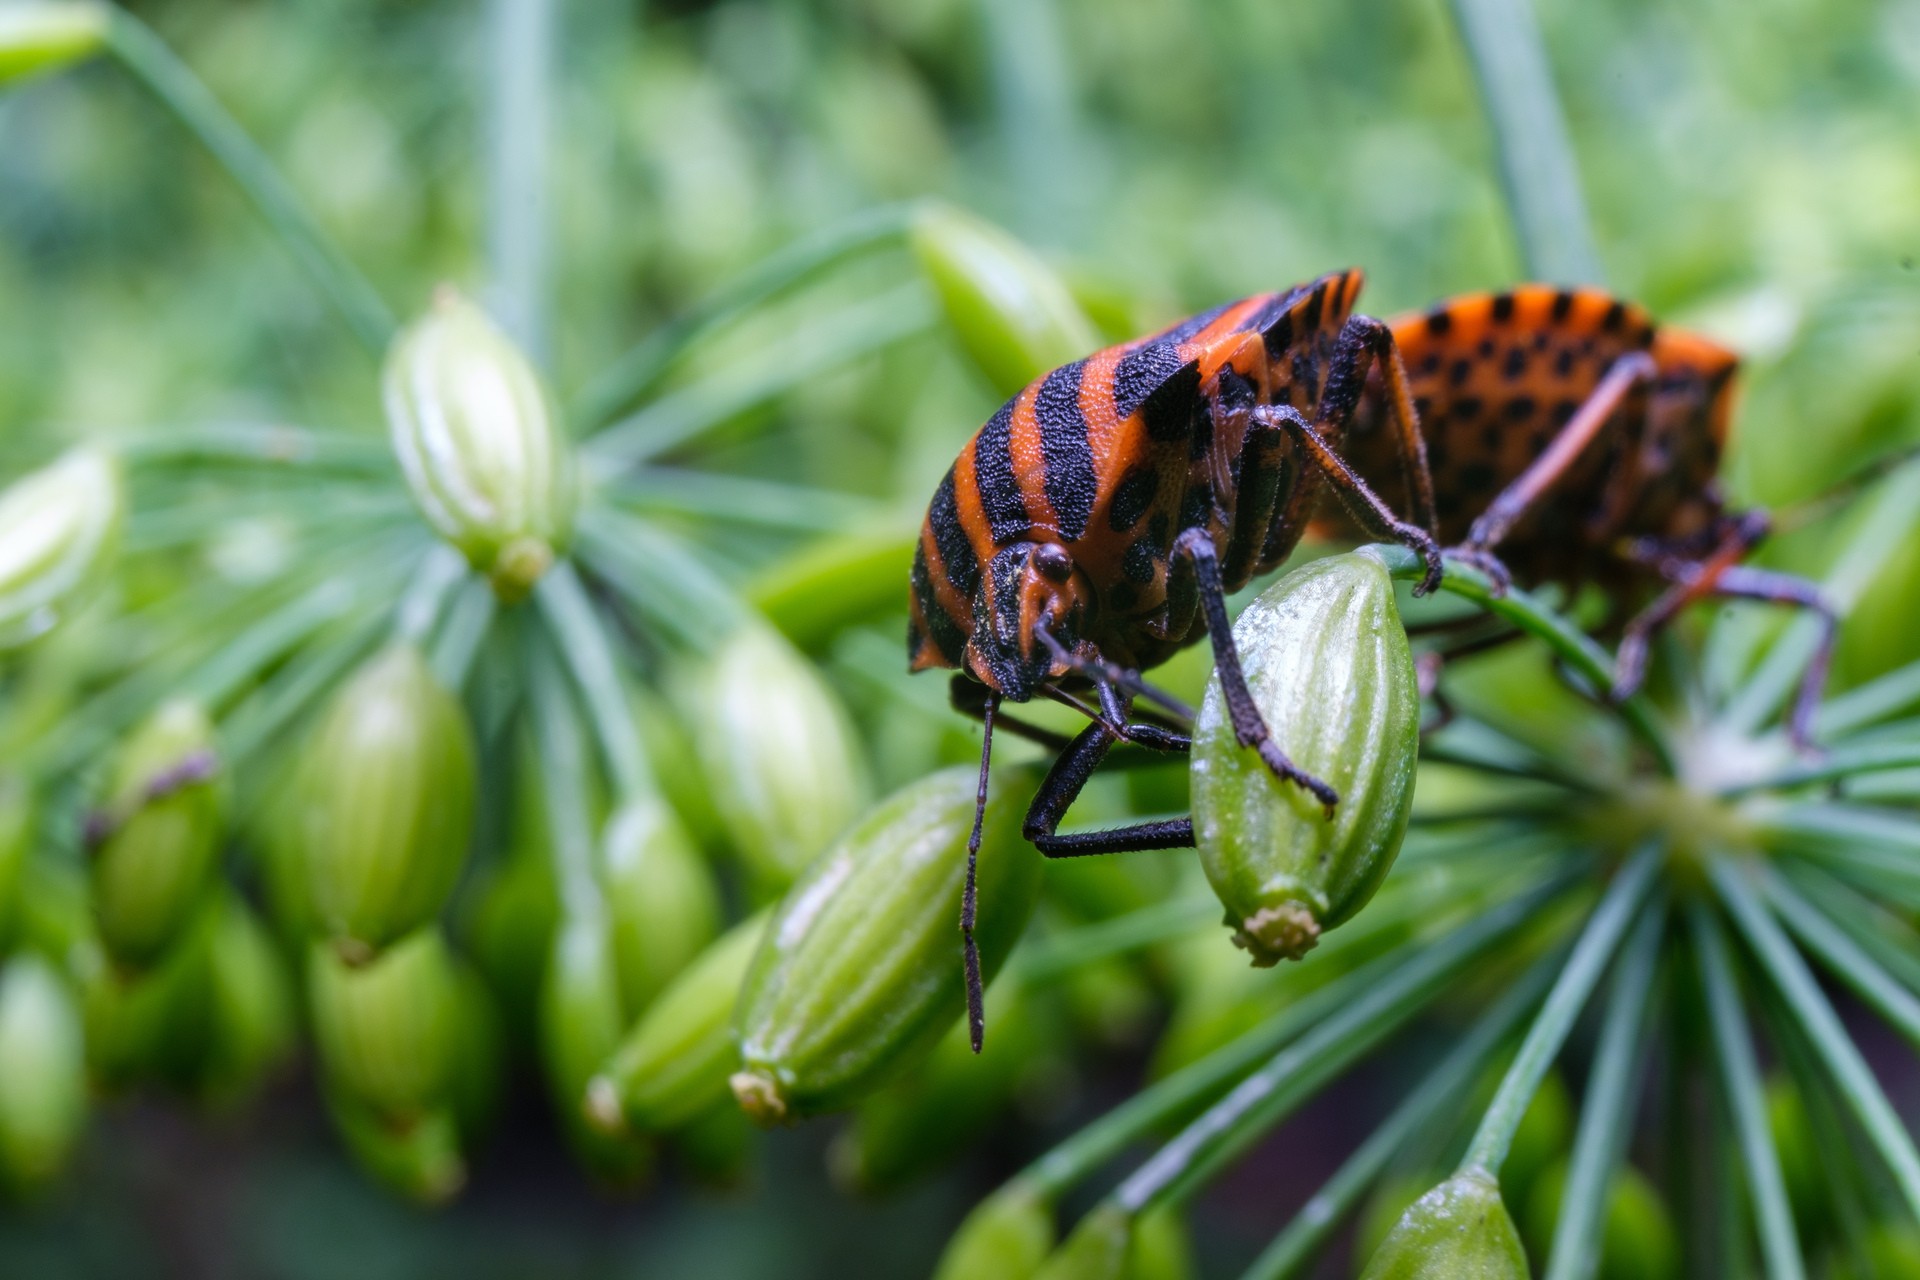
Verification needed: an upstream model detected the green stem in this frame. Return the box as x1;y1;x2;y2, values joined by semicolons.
1238;952;1559;1280
427;576;497;692
1689;900;1806;1280
570;202;917;429
574;509;747;648
534;560;652;801
392;546;470;645
526;630;605;921
1010;898;1217;985
605;470;890;534
1374;545;1676;774
1721;739;1920;796
1763;867;1920;1049
1544;899;1665;1280
1777;860;1920;997
104;8;396;354
1020;873;1569;1202
221;604;390;768
113;424;394;474
1711;855;1920;1220
1817;656;1920;739
580;284;935;465
483;0;553;361
1442;0;1603;282
1460;843;1663;1175
1421;718;1600;793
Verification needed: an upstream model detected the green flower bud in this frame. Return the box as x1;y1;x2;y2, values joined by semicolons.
0;955;86;1197
199;893;296;1108
1192;550;1418;965
586;909;770;1134
910;203;1098;397
0;446;121;648
541;910;652;1184
87;698;224;968
1128;1207;1196;1280
601;797;721;1015
461;836;557;1034
934;1182;1055;1280
0;2;107;86
383;289;574;600
308;928;461;1120
327;1092;466;1205
1035;1202;1132;1280
690;625;870;889
296;645;477;960
1359;1170;1530;1280
730;765;1040;1124
1521;1159;1679;1280
82;908;212;1092
630;681;725;853
0;776;32;948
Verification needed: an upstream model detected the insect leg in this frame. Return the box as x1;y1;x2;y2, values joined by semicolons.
1172;525;1340;813
1254;404;1446;597
1454;352;1658;591
1024;719;1195;856
961;689;997;1053
1320;315;1439;533
1709;566;1836;753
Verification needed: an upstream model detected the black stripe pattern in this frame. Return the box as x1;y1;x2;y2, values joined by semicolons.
1034;360;1096;540
974;399;1030;543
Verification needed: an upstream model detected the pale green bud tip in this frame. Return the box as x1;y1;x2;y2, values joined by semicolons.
383;288;574;598
1230;900;1320;967
0;445;122;649
1359;1170;1529;1280
729;1068;789;1127
583;1075;625;1136
0;3;108;86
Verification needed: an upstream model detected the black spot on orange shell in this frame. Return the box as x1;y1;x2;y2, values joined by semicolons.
1449;358;1474;387
1108;463;1158;532
1426;308;1454;336
1491;293;1515;323
1550;290;1575;321
1122;537;1158;584
1503;347;1528;379
1504;396;1537;422
1601;302;1626;333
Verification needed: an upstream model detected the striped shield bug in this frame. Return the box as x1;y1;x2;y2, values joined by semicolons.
908;269;1449;1049
1337;285;1836;743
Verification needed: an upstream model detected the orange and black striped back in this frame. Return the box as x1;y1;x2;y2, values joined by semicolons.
910;269;1363;683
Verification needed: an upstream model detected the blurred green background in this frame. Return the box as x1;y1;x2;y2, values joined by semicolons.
2;0;1917;1276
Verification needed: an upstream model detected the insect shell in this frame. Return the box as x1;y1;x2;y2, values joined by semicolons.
1341;285;1740;593
907;269;1370;702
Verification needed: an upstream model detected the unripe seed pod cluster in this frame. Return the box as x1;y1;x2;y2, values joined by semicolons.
383;290;575;601
1192;550;1420;965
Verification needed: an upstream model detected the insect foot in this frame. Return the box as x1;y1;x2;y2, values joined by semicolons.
729;766;1040;1125
1192;550;1420;966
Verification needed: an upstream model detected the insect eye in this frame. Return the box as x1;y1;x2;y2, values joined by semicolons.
1032;544;1073;582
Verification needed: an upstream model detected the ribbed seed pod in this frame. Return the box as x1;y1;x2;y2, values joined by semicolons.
382;289;574;601
0;2;108;86
910;202;1098;397
199;893;296;1108
540;910;652;1185
1359;1170;1530;1280
730;765;1039;1124
0;445;121;648
81;910;214;1092
295;645;476;960
0;955;86;1197
690;625;870;890
586;909;770;1135
88;698;224;968
308;928;461;1120
326;1092;466;1206
933;1182;1055;1280
1191;550;1419;965
601;796;721;1015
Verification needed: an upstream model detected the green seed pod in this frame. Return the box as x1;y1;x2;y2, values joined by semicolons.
601;796;722;1015
0;955;86;1198
540;910;652;1185
934;1182;1056;1280
631;681;726;853
1358;1169;1530;1280
1521;1159;1679;1280
296;645;477;960
308;928;461;1120
910;203;1098;397
1192;550;1418;965
327;1092;466;1206
0;2;107;86
199;893;296;1109
691;625;870;890
88;697;224;968
0;776;32;948
383;289;575;600
730;765;1039;1124
447;960;503;1143
0;446;121;648
586;909;770;1134
1035;1202;1133;1280
1128;1207;1196;1280
81;910;213;1092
